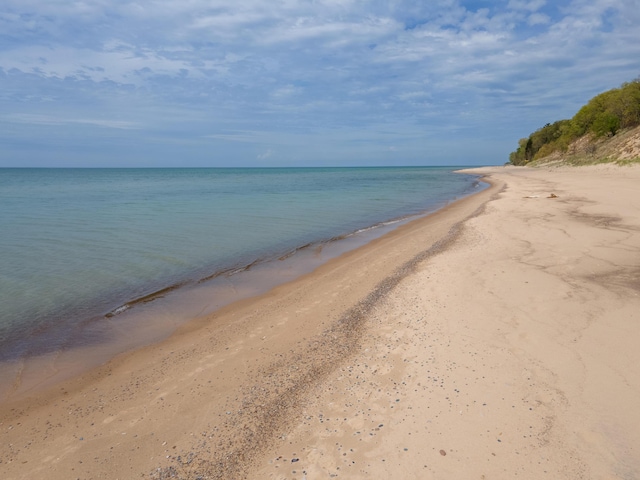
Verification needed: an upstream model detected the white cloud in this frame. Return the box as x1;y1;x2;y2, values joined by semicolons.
528;13;551;25
0;0;639;166
271;84;302;99
4;113;139;129
205;131;262;143
257;149;274;160
507;0;547;12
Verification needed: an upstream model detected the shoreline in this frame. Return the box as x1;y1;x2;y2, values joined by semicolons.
0;178;486;402
250;164;640;479
0;166;482;370
2;164;639;479
0;173;499;479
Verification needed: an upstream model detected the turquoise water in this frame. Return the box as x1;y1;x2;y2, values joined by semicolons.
0;167;482;363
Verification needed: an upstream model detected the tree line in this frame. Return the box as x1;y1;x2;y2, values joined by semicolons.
509;78;640;165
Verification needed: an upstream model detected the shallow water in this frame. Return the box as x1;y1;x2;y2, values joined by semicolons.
0;167;482;366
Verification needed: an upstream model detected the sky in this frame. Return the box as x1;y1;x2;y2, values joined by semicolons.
1;0;639;167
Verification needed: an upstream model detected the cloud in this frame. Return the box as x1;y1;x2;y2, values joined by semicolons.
257;149;274;160
528;12;551;25
507;0;547;12
205;131;263;143
0;0;639;166
4;113;139;130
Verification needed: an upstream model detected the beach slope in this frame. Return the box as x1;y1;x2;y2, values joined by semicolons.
248;165;640;479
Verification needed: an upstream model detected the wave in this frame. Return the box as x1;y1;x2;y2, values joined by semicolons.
105;282;188;318
100;212;421;319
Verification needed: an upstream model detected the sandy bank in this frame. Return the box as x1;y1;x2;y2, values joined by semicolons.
2;164;639;479
249;164;640;480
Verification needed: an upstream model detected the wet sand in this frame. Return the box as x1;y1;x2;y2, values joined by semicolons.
1;165;639;479
0;211;423;402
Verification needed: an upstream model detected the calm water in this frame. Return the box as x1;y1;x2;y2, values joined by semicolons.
0;167;482;364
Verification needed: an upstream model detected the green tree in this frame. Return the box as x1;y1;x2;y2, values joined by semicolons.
617;79;640;127
508;77;640;164
592;111;620;137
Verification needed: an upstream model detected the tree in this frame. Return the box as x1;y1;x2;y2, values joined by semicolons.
592;111;620;137
508;77;640;164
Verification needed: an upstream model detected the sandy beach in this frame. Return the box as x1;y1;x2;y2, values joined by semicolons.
1;165;639;479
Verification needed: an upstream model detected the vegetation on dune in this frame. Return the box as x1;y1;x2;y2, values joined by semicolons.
509;78;640;166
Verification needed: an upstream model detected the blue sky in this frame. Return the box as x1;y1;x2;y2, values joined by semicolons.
1;0;639;167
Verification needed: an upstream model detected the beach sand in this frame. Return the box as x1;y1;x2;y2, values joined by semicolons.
1;165;639;479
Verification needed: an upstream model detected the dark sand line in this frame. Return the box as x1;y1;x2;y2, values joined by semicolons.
0;181;486;402
152;176;500;479
0;175;499;480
